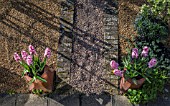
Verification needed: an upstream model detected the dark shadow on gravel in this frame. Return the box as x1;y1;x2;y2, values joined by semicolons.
0;0;113;55
0;0;118;94
0;67;26;93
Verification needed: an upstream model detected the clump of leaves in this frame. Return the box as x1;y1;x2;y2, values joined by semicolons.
7;90;16;95
147;0;170;21
135;37;170;72
125;36;170;104
134;4;169;40
32;89;43;95
126;68;166;104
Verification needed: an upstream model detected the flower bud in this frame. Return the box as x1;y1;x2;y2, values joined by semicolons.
132;48;138;59
14;53;21;62
141;46;149;57
26;55;33;66
110;60;119;69
113;69;123;77
148;58;157;68
21;50;28;61
28;45;36;55
44;48;51;58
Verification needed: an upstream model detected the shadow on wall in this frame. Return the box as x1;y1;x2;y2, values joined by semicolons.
0;67;26;93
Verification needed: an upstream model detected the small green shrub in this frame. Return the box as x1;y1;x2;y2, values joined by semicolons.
134;5;169;40
124;37;170;104
126;70;166;104
125;0;170;104
135;37;170;71
32;89;43;95
147;0;170;21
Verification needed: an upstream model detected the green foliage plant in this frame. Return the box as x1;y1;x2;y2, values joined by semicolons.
125;38;170;104
123;0;170;104
32;89;43;95
147;0;170;21
134;4;169;40
111;44;168;104
14;45;51;85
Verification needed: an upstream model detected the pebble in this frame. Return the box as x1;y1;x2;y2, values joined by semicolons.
165;88;169;93
164;97;168;100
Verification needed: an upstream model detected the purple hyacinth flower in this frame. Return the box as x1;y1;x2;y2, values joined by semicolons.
44;48;51;58
28;45;36;55
26;55;33;66
148;58;157;68
141;46;149;57
21;50;28;61
110;60;119;69
14;52;21;62
132;48;139;59
113;69;123;77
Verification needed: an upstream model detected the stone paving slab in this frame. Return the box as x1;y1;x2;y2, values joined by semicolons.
0;94;16;106
47;98;64;106
16;94;47;106
48;93;80;106
1;94;170;106
81;93;112;106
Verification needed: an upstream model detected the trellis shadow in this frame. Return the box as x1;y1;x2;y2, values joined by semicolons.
0;0;118;94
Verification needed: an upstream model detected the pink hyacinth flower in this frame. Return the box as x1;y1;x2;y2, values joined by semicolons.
141;46;149;57
110;60;119;69
26;55;33;66
44;48;51;58
21;50;28;61
148;58;157;68
132;48;138;59
113;69;123;77
28;45;36;55
14;52;21;62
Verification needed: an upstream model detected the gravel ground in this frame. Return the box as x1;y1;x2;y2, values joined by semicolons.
0;0;60;93
70;0;107;94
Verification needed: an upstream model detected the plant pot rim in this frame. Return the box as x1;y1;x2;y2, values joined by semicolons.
120;77;146;94
24;65;55;93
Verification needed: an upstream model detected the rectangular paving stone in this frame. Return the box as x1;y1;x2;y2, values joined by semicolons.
103;16;118;22
48;94;80;106
0;94;16;106
104;26;118;31
112;95;134;106
104;21;118;26
57;51;72;60
104;32;118;39
104;46;118;51
16;94;47;106
105;39;118;45
105;54;118;60
81;93;112;106
47;98;64;106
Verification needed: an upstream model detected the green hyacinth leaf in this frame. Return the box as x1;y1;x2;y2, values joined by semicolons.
21;69;29;77
132;79;138;85
29;77;36;85
36;76;47;83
